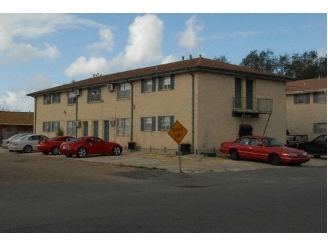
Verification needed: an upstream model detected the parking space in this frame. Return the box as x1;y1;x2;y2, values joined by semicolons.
1;147;325;174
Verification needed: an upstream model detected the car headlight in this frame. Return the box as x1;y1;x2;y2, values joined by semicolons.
282;153;298;157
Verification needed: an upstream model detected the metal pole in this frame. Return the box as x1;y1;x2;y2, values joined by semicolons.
178;143;182;173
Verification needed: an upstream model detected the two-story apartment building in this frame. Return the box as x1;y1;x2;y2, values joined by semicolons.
286;77;327;140
27;56;292;153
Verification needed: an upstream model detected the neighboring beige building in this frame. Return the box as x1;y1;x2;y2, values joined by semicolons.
27;57;292;153
286;77;327;140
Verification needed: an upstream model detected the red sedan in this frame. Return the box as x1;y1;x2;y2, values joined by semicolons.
219;135;310;165
37;136;75;155
59;136;122;158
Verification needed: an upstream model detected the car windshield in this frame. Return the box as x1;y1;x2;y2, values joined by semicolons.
261;137;284;147
72;137;83;142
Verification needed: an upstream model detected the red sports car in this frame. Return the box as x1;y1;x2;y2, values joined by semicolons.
37;136;75;155
59;136;122;158
219;135;310;165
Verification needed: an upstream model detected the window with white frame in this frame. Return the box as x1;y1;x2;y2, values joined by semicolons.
117;83;131;99
88;87;101;102
68;91;76;104
117;118;130;135
52;93;61;103
67;121;76;136
313;123;327;134
313;92;327;103
158;116;174;131
141;78;155;93
43;94;51;104
294;93;310;104
141;117;155;131
43;122;51;132
51;121;60;132
159;75;174;91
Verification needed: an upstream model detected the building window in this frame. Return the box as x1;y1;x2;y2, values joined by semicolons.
117;118;130;135
158;75;174;91
43;122;51;132
68;91;76;105
313;123;327;134
141;78;156;93
141;117;156;131
88;87;101;102
43;94;51;104
313;92;327;104
294;93;310;104
51;121;60;132
43;121;60;132
158;116;174;131
67;121;76;136
52;93;61;104
117;83;131;99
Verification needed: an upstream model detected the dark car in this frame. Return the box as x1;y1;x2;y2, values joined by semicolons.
37;136;75;155
59;136;122;158
219;135;310;165
297;134;327;158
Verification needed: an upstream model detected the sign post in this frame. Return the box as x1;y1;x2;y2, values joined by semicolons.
168;120;188;173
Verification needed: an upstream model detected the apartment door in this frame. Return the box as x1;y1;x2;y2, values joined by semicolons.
246;79;254;110
104;120;110;141
83;121;88;136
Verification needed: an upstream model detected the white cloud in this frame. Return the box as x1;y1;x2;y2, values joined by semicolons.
122;14;163;64
0;74;57;112
0;90;34;112
0;13;103;63
87;28;115;55
178;15;203;50
66;14;164;77
4;43;60;62
161;55;177;64
65;57;110;77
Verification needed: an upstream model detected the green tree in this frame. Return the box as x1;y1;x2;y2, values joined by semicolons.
238;49;327;79
213;55;230;63
56;127;64;136
239;49;278;73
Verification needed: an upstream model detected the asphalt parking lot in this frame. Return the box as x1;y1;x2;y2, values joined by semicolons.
1;147;325;174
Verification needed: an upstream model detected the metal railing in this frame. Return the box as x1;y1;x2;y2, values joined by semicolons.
232;97;273;114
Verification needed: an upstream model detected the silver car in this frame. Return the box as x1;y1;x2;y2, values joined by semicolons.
8;134;49;153
1;133;30;149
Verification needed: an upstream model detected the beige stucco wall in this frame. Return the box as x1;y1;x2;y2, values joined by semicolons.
286;93;327;140
196;75;286;149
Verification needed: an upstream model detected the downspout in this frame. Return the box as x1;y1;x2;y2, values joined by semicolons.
75;91;79;138
33;97;37;133
128;80;134;143
189;72;195;154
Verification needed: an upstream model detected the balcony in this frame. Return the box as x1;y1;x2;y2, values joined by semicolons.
232;97;273;115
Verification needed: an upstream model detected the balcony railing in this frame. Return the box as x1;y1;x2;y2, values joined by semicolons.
232;97;273;114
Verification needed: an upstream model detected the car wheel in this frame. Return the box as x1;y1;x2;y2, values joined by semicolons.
51;146;60;155
77;147;87;158
313;154;321;158
230;149;239;160
42;151;49;155
112;146;121;156
23;145;32;153
269;154;281;165
65;154;73;157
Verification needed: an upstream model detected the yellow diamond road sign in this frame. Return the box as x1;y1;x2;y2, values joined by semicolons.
168;120;188;144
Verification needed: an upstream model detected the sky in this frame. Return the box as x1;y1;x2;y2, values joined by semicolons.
0;1;327;112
